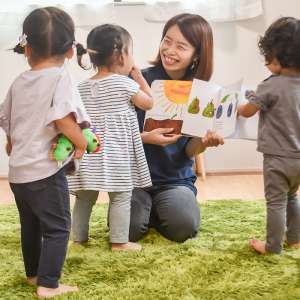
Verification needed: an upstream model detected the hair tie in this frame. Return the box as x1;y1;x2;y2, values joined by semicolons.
76;43;87;56
19;33;28;47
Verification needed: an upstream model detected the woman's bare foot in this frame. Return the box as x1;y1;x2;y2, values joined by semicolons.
37;284;78;298
26;276;37;286
111;242;142;251
249;239;267;254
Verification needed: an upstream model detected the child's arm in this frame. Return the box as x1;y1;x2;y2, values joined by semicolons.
6;136;12;156
54;113;87;159
237;102;260;118
238;79;278;118
130;66;153;111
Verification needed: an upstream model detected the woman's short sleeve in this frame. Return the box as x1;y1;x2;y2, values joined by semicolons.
45;69;90;127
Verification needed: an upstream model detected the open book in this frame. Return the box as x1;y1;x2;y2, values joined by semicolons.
144;79;257;140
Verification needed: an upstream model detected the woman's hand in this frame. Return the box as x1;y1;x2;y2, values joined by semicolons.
141;128;181;147
186;130;224;157
201;130;224;148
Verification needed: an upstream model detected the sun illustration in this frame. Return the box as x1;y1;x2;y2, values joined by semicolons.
154;80;192;118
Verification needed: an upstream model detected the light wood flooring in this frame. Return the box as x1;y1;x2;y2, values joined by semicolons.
0;174;272;205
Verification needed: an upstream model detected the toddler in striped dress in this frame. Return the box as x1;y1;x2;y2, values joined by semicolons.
68;24;153;251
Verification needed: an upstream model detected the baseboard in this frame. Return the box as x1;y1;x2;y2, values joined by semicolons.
206;169;262;176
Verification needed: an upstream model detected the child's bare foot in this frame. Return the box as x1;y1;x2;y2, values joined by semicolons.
111;242;142;251
37;284;78;298
249;239;267;254
26;276;37;286
287;243;300;249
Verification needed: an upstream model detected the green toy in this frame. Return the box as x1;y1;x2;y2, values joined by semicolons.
53;127;100;162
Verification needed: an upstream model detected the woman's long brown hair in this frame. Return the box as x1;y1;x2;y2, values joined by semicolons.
151;13;213;81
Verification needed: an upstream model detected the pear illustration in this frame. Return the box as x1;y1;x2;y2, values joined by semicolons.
188;97;200;114
202;100;215;118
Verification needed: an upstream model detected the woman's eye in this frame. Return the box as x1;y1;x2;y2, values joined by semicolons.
178;46;186;51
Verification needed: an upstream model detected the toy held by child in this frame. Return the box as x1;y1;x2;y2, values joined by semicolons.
53;127;101;162
0;6;91;298
238;17;300;254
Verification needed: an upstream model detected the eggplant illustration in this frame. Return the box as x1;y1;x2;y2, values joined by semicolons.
227;103;233;117
216;105;223;119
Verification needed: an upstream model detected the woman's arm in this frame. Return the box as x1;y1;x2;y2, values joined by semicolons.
185;130;224;158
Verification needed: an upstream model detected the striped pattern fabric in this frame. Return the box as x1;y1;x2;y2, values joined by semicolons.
68;74;152;192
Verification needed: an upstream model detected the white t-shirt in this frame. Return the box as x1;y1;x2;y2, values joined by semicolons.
0;65;90;183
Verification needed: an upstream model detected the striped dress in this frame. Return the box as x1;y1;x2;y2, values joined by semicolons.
67;74;152;192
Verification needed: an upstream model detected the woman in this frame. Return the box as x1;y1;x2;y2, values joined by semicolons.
129;13;224;243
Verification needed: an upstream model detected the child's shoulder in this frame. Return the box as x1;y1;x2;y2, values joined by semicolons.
262;75;279;82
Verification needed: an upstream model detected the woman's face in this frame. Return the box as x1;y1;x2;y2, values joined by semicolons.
159;24;196;79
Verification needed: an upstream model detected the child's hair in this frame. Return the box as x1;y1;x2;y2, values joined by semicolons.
77;24;132;69
13;7;78;60
151;13;213;81
259;17;300;69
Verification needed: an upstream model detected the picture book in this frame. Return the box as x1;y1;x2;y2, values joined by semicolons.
144;78;258;139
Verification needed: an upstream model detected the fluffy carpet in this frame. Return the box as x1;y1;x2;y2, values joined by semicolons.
0;200;299;300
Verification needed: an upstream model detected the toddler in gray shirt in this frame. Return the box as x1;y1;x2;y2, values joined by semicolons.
238;17;300;254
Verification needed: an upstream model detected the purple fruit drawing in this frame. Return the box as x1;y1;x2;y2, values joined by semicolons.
227;103;233;117
216;105;223;119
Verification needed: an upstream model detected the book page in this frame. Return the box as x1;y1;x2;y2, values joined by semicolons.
228;95;258;140
144;80;192;134
212;80;242;137
181;79;221;137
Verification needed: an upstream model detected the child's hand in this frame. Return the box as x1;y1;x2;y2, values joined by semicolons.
73;147;86;159
130;65;143;83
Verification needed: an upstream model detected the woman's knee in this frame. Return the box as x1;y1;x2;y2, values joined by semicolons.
161;213;200;243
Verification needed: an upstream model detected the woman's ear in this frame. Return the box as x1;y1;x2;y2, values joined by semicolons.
66;47;74;59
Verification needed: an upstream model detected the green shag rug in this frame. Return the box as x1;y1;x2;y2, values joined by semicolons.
0;200;300;300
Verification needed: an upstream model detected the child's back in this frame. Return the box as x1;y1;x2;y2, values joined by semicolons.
5;66;86;183
249;75;300;159
68;74;151;191
0;6;90;298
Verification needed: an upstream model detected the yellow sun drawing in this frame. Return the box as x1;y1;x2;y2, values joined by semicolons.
156;80;192;118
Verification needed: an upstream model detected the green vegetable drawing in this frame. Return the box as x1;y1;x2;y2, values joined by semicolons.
221;94;230;103
202;101;215;118
188;97;200;114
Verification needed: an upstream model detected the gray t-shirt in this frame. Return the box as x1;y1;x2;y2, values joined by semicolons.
0;65;90;183
246;75;300;158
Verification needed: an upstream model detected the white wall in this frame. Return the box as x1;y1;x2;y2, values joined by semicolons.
0;0;300;176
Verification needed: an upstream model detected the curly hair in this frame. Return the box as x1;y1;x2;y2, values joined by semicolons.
258;17;300;69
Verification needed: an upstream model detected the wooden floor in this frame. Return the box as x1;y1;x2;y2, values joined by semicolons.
0;174;270;205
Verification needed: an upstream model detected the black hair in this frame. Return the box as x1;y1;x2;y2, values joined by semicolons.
77;24;132;69
13;7;75;60
259;17;300;69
